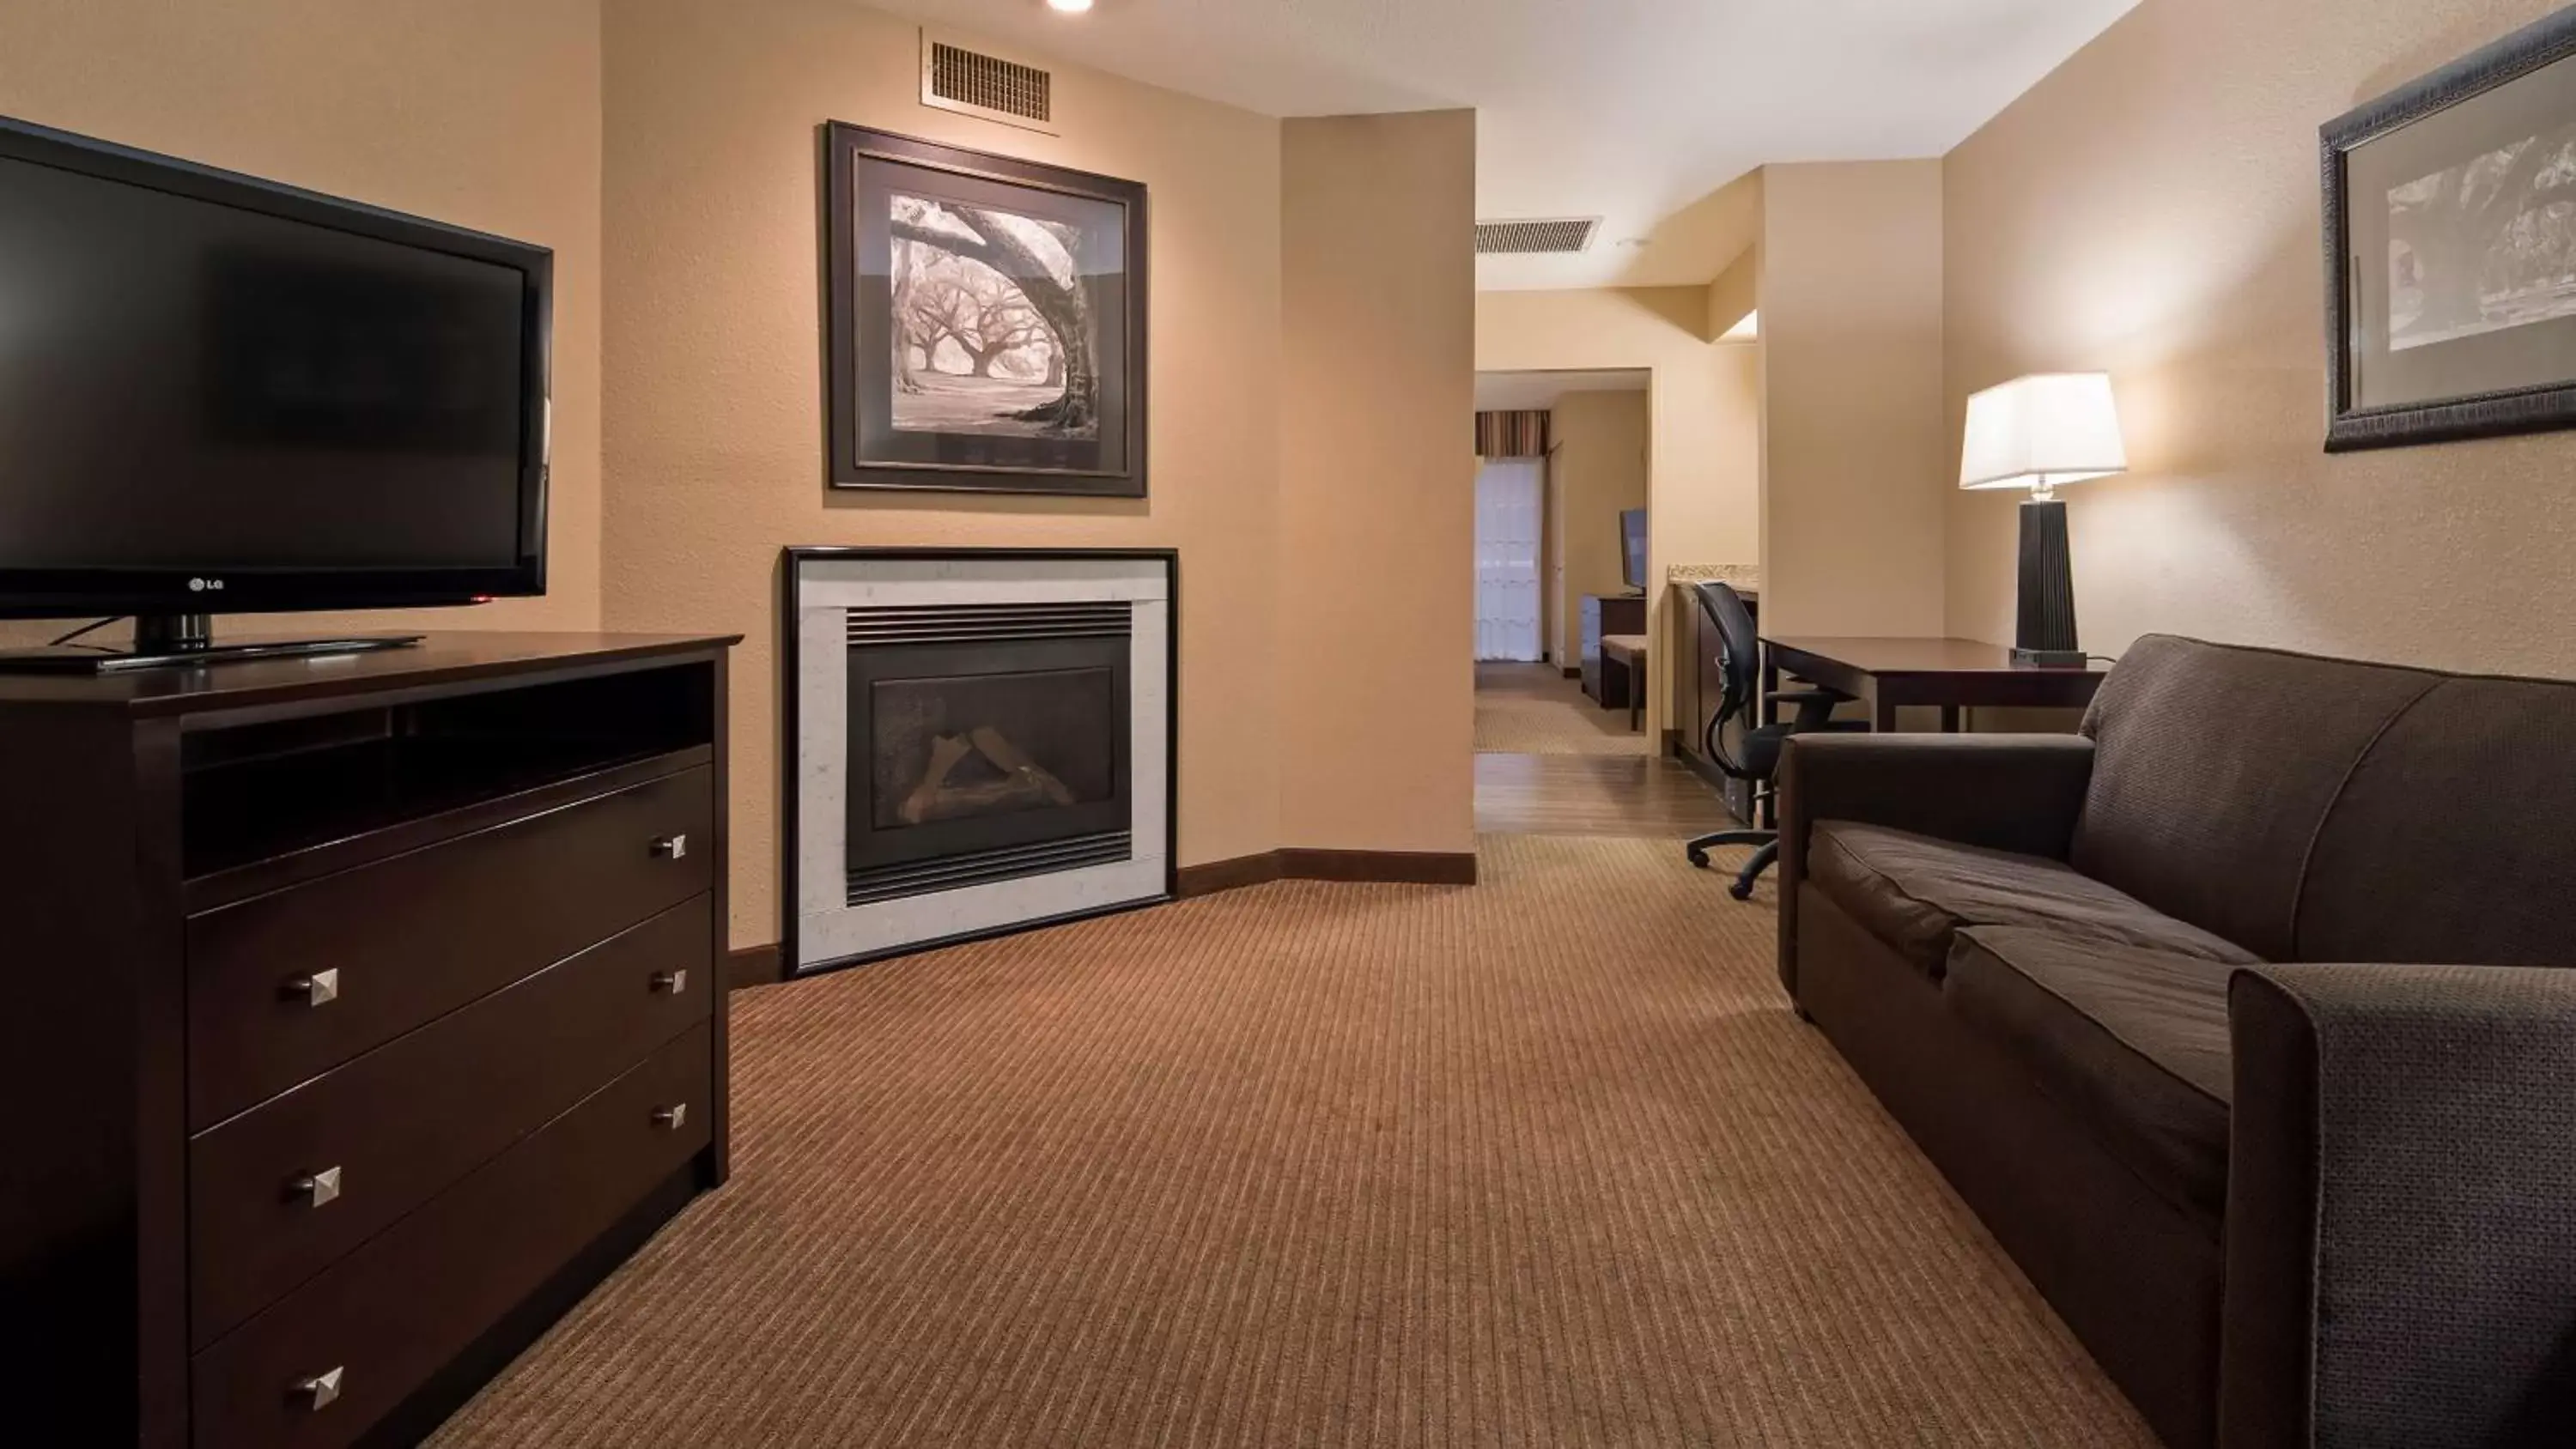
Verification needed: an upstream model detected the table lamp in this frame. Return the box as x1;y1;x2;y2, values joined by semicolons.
1958;373;2127;668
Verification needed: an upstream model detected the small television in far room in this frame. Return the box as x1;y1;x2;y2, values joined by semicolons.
1619;508;1649;592
0;113;554;672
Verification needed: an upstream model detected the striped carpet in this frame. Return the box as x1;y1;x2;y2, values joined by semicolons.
1474;662;1649;756
431;834;2151;1447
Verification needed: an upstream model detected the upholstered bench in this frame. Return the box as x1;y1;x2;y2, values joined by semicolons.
1600;634;1648;731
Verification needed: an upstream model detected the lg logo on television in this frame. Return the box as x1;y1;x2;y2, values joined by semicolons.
188;577;225;593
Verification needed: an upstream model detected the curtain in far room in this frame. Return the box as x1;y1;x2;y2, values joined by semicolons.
1473;458;1544;662
1473;409;1549;664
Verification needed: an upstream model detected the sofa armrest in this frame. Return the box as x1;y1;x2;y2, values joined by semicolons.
1774;733;2095;998
2223;964;2576;1447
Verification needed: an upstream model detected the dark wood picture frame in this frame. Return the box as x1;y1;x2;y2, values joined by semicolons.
822;123;1149;495
2323;7;2576;452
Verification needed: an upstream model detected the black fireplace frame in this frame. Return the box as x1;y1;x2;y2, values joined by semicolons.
780;547;1179;978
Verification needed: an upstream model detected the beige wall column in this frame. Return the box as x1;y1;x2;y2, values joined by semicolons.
1279;111;1478;855
1758;160;1947;638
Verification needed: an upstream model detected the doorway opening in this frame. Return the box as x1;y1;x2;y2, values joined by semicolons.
1470;368;1732;840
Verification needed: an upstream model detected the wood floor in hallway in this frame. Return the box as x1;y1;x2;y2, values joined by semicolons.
1473;663;1744;844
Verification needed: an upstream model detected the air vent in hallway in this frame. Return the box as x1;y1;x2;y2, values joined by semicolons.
921;35;1056;134
1474;218;1602;255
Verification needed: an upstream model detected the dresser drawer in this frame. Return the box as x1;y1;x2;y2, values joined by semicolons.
190;1023;711;1449
187;762;713;1127
188;895;712;1347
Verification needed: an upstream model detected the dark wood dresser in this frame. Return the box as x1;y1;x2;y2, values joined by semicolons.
0;632;738;1448
1577;592;1646;706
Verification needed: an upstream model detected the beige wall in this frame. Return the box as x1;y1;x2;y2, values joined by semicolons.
1279;112;1478;854
600;0;1296;944
1758;160;1947;639
1547;391;1649;668
1946;0;2574;674
1477;288;1761;730
0;0;606;645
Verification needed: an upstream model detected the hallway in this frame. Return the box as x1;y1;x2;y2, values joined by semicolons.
1472;663;1743;846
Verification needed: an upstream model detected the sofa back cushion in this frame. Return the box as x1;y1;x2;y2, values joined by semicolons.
2293;673;2576;964
2073;635;2438;961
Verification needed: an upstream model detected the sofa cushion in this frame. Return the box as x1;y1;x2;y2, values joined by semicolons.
1943;927;2235;1224
2073;634;2439;961
1807;821;2258;981
2293;672;2576;966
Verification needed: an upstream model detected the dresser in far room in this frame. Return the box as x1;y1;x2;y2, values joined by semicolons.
0;632;737;1449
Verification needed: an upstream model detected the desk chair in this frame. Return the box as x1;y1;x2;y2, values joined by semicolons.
1684;581;1859;900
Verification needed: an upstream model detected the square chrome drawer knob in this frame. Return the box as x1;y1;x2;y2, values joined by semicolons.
651;833;689;859
290;1165;344;1208
283;967;341;1007
295;1366;346;1411
652;968;689;995
653;1103;689;1131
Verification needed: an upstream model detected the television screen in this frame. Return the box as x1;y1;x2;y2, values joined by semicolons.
1619;507;1648;590
0;117;550;618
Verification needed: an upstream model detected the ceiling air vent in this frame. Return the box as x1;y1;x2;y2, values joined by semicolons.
1474;217;1602;256
921;35;1056;135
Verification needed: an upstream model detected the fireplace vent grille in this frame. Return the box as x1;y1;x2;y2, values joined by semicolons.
847;830;1133;906
846;601;1131;646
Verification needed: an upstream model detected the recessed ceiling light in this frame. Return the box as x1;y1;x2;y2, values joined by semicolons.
1048;0;1093;12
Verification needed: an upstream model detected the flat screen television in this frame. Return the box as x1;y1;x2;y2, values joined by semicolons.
0;114;551;670
1619;507;1648;591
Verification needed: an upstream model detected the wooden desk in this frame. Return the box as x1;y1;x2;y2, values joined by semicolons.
1761;635;2109;734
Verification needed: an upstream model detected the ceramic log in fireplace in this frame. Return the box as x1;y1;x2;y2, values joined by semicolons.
786;550;1175;973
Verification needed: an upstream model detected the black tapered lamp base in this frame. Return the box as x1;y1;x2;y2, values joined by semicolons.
2014;496;2086;669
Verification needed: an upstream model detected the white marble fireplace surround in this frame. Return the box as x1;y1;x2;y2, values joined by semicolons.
791;553;1171;973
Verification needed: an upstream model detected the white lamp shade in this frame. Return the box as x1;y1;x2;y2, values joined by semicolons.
1959;373;2128;491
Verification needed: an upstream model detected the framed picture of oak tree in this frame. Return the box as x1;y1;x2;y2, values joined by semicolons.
824;123;1146;495
2324;7;2576;451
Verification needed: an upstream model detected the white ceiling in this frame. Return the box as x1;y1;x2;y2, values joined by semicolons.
1474;369;1649;411
879;0;2139;289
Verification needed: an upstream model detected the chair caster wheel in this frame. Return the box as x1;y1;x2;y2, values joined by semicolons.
1728;880;1756;901
1686;847;1710;870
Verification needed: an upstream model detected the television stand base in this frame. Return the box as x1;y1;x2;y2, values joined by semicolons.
0;634;425;675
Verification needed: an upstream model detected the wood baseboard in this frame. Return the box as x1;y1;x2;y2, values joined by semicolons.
1278;848;1479;886
727;943;785;991
1174;852;1287;897
734;848;1479;986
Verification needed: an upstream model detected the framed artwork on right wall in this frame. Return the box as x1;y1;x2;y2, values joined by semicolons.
2324;6;2576;452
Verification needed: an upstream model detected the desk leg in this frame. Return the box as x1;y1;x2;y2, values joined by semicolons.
1874;694;1901;733
1940;704;1961;734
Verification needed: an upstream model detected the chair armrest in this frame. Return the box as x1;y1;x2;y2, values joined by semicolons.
1774;733;2094;998
2223;963;2576;1446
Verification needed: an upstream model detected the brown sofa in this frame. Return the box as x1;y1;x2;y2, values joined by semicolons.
1775;634;2576;1449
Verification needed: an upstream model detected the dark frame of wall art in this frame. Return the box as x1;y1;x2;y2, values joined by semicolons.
823;122;1148;495
2323;6;2576;452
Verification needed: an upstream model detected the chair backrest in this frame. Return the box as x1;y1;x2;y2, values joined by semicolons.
1691;581;1759;731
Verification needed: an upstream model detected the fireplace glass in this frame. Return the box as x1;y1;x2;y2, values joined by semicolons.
846;629;1133;893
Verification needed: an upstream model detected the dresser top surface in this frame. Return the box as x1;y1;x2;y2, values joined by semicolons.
0;631;740;717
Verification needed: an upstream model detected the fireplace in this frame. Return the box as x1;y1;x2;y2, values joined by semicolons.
786;551;1174;973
